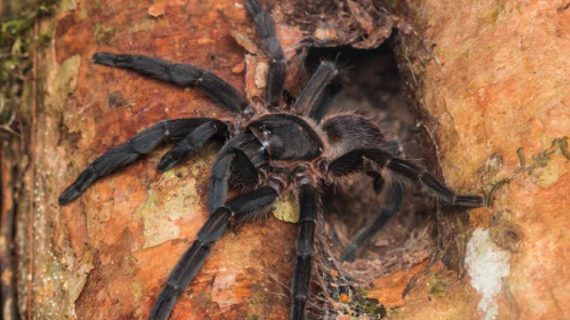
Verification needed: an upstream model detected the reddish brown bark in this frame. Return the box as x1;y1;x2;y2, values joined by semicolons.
23;0;298;318
384;1;570;319
10;0;570;319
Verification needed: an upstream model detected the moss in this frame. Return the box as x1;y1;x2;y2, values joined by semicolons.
93;23;117;45
487;137;569;204
342;289;386;318
357;298;385;317
427;273;446;295
0;0;60;135
246;284;266;319
552;137;570;160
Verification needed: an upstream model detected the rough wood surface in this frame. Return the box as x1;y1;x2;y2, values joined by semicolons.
24;1;298;319
385;1;570;319
10;0;570;319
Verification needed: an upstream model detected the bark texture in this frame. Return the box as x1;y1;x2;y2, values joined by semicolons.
19;0;298;319
8;0;570;319
383;1;570;319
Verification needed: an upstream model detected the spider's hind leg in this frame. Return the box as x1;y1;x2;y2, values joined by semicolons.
340;181;404;262
327;148;485;207
59;118;220;205
386;157;485;207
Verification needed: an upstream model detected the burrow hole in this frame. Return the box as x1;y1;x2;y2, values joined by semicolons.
302;42;469;317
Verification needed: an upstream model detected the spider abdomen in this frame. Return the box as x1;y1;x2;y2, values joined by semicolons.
322;114;385;157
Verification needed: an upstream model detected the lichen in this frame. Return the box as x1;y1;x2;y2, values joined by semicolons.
465;228;511;320
427;273;447;295
138;180;199;248
531;155;567;188
93;23;116;45
45;55;81;114
132;281;143;304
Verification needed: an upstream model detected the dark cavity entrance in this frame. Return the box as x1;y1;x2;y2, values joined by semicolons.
303;43;468;316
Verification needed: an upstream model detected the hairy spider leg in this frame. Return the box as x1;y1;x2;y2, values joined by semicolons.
340;181;404;262
328;148;485;207
157;120;228;172
245;0;286;108
208;133;266;213
92;53;249;113
293;61;338;117
59;118;222;205
308;85;337;122
290;178;318;320
366;171;385;193
148;185;280;320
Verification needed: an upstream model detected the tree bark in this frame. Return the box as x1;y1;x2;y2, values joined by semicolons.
382;1;570;319
5;0;570;319
14;0;298;319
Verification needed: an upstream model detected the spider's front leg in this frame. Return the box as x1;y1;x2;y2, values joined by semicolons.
327;148;484;261
207;133;268;213
59;118;227;204
245;0;286;108
148;177;286;320
293;61;338;118
157;120;228;172
92;53;249;113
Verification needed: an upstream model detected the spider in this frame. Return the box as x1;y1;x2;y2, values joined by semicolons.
59;1;485;319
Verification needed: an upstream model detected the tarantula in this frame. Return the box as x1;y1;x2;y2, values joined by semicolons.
59;1;485;319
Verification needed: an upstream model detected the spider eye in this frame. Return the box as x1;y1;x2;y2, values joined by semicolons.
260;125;272;137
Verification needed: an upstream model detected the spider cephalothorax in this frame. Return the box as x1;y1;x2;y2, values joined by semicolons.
59;1;485;319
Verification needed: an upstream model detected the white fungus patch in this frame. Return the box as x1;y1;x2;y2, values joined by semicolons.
465;228;511;320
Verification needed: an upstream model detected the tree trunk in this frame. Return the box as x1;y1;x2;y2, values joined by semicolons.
382;1;570;319
3;0;569;319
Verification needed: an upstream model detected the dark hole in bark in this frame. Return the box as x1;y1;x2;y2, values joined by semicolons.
303;41;468;317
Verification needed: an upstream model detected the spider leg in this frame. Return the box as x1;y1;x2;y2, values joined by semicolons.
245;0;285;108
327;148;485;207
156;120;228;172
290;176;317;320
340;181;404;262
59;118;218;205
366;171;385;194
92;53;248;113
293;61;338;117
148;185;280;320
308;85;338;122
208;133;266;213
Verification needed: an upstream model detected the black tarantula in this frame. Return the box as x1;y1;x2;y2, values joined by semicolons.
59;0;485;319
